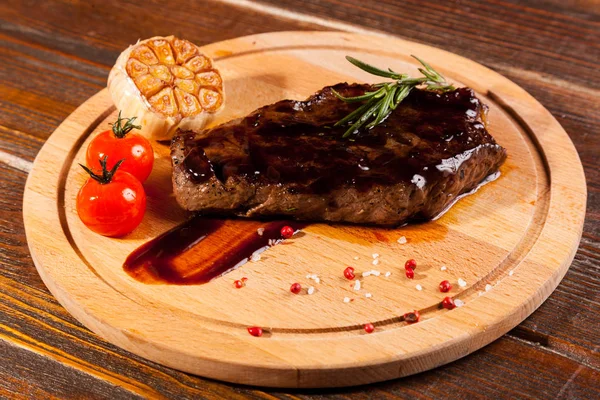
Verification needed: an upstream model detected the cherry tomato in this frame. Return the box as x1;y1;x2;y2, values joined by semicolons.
77;157;146;237
86;112;154;182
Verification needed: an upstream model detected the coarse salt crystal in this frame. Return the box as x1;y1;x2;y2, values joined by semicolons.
485;284;493;292
440;266;447;271
397;236;407;244
362;271;371;277
416;284;423;291
365;293;372;298
307;286;315;295
372;259;380;266
458;278;467;287
354;256;359;260
371;270;381;276
250;253;261;262
305;274;312;279
372;253;379;259
343;297;351;303
354;280;361;290
509;270;514;276
314;277;321;284
257;228;265;236
454;299;465;307
385;271;391;277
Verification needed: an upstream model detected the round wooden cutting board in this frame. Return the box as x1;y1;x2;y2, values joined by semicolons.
23;31;586;388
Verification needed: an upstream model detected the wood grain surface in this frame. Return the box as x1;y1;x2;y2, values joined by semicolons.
1;0;598;398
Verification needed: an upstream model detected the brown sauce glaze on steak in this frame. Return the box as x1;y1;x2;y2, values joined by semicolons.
170;83;507;226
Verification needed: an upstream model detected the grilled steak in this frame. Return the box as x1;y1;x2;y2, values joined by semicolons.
170;83;506;226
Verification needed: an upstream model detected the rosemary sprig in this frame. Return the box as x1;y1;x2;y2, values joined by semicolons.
333;55;455;138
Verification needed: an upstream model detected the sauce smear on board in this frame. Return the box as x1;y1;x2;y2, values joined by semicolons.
123;216;304;285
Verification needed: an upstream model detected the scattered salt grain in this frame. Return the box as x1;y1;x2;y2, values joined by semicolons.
257;228;265;236
343;297;351;303
385;271;391;277
454;299;465;307
458;278;467;287
250;253;262;262
362;271;371;277
509;270;514;276
354;256;359;260
372;259;380;266
305;274;312;279
314;277;321;284
371;270;381;277
440;266;447;271
372;253;379;259
365;293;372;298
397;236;407;244
354;280;361;291
485;284;493;292
307;286;315;295
415;284;423;291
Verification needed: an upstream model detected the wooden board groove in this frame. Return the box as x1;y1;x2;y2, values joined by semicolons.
22;31;586;388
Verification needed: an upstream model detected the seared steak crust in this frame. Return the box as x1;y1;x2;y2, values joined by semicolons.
170;83;506;226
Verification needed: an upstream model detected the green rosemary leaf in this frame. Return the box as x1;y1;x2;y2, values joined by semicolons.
342;100;381;138
411;55;436;75
417;67;437;82
394;85;412;105
331;88;380;103
334;96;378;127
367;85;395;128
426;83;454;91
398;77;428;86
346;56;401;79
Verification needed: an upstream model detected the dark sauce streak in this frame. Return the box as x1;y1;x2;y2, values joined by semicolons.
123;217;305;285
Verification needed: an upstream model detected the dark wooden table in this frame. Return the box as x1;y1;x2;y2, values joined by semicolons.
1;0;598;398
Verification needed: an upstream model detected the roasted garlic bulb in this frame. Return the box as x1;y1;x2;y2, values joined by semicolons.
108;36;224;141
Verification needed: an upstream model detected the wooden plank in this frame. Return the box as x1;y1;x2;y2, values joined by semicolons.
0;340;141;400
0;0;324;65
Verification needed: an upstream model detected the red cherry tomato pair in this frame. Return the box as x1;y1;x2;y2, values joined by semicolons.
77;112;154;237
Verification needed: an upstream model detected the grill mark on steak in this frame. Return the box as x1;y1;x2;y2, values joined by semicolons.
170;83;507;226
